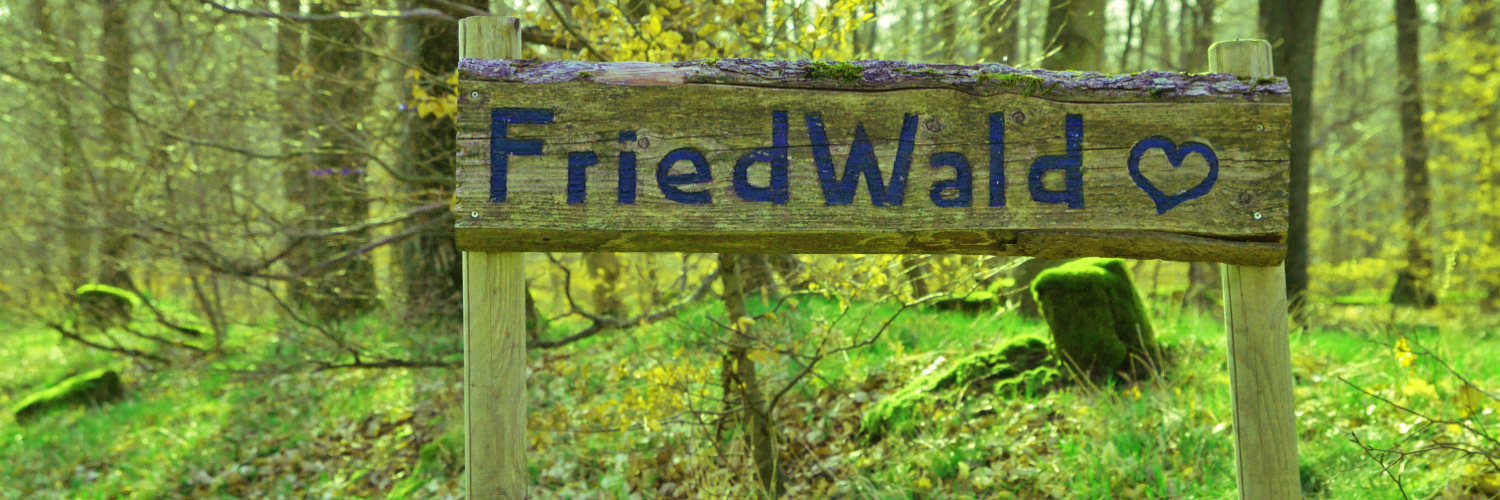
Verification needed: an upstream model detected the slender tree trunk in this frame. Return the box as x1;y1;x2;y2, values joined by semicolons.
1156;0;1173;69
1181;0;1215;72
940;0;960;61
903;256;930;299
585;252;624;317
287;0;379;320
1121;0;1140;71
96;0;134;290
398;0;485;320
1472;1;1500;311
31;0;89;285
981;0;1021;64
1042;0;1107;71
1184;262;1222;314
1389;0;1436;307
1260;0;1324;317
717;253;785;497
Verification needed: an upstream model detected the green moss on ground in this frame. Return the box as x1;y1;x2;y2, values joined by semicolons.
11;368;124;423
386;428;463;499
803;61;864;83
859;334;1058;442
1030;258;1159;379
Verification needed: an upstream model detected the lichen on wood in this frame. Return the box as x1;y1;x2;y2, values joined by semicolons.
458;58;1290;101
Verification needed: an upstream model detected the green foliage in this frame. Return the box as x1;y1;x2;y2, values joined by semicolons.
11;368;123;423
859;333;1057;442
1032;258;1159;378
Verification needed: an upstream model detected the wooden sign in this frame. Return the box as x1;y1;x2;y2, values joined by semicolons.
455;59;1290;265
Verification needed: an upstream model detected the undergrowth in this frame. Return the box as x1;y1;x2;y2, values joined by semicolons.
1;298;1496;499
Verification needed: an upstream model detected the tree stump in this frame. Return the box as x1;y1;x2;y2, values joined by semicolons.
1031;258;1160;379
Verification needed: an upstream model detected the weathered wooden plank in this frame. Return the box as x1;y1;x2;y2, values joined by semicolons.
455;60;1290;264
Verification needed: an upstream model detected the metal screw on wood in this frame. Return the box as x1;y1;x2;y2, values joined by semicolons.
1254;212;1263;220
471;211;480;218
1257;124;1265;131
470;91;481;100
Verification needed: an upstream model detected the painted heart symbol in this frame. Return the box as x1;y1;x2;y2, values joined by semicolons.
1128;137;1219;214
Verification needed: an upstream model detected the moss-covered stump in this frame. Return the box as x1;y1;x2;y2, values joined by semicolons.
76;283;140;327
859;334;1059;442
11;368;124;423
1030;258;1160;379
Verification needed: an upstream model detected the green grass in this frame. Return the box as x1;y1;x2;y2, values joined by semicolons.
2;296;1497;499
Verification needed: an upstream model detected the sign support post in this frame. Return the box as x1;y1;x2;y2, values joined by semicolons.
459;15;528;500
1212;39;1302;500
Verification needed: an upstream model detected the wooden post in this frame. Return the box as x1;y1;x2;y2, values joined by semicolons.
1211;39;1302;500
460;15;527;500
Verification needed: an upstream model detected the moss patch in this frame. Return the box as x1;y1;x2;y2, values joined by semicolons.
386;428;463;500
977;73;1049;96
859;334;1058;442
76;284;141;325
11;368;124;423
803;61;864;83
1030;258;1159;379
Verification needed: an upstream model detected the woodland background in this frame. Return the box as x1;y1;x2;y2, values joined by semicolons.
0;0;1498;498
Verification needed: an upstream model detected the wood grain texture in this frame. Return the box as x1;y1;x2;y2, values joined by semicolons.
1220;263;1300;500
463;251;527;500
460;15;526;500
1214;39;1302;500
455;59;1290;263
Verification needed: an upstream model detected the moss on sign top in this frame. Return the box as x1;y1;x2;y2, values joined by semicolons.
802;60;865;83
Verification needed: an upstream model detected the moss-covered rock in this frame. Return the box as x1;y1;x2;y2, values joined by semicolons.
1030;258;1159;379
859;334;1057;442
11;368;124;423
386;429;463;500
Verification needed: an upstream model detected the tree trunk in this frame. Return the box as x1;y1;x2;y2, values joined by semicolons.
903;255;931;299
1041;0;1107;71
981;0;1021;64
1472;1;1500;312
96;0;134;290
1260;0;1324;316
1388;0;1436;307
286;0;379;321
31;0;89;285
398;0;485;320
717;253;785;497
585;252;624;317
1181;0;1215;72
940;1;960;61
1184;262;1222;314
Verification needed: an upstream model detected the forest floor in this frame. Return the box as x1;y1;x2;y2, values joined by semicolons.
1;295;1498;500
